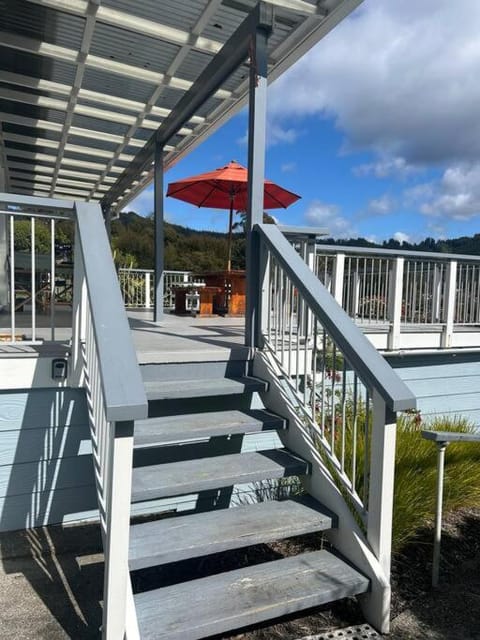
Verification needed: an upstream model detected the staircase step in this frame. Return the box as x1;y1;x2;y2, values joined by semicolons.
134;549;370;640
144;375;268;402
134;409;286;446
131;449;309;503
129;496;335;570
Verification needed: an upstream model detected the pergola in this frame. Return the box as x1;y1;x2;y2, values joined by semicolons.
0;0;362;332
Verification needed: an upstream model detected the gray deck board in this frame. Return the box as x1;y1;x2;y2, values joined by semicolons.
134;409;286;445
129;496;335;570
131;449;309;502
134;549;370;640
143;376;267;401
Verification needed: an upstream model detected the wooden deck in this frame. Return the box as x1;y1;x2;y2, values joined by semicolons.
127;310;250;364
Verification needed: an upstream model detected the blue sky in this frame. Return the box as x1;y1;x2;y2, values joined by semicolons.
128;0;480;244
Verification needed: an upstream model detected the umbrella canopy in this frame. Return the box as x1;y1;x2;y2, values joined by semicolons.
166;160;301;270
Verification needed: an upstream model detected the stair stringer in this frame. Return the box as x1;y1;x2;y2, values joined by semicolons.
253;351;391;635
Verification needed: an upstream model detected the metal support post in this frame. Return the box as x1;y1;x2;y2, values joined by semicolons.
154;141;164;323
432;441;447;588
245;21;271;348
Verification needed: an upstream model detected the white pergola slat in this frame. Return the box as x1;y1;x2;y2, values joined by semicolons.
0;0;363;211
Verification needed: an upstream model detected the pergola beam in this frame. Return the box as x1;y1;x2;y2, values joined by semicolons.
10;171;109;191
85;0;224;202
0;70;205;124
50;0;99;196
0;111;163;150
5;148;124;173
0;30;232;100
102;2;274;211
25;0;224;55
0;87;193;136
2;132;134;162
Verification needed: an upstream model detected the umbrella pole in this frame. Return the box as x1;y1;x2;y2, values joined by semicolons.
227;201;233;272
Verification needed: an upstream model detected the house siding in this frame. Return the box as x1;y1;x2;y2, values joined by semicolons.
0;387;98;531
387;351;480;426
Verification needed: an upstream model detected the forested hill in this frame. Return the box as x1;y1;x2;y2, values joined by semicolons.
111;211;245;271
110;210;480;270
317;234;480;255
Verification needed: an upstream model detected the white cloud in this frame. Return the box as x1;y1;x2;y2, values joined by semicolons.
269;0;480;166
393;231;410;244
237;121;301;147
367;194;395;216
353;157;418;179
407;163;480;221
281;161;296;173
304;200;354;238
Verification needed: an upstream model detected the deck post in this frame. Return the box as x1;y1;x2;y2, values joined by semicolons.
367;391;397;582
245;16;271;348
387;257;404;350
153;140;164;323
441;260;457;348
102;420;136;640
0;214;7;313
332;253;345;306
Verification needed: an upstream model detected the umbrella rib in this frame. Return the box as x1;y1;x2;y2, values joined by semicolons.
196;182;220;208
265;189;292;209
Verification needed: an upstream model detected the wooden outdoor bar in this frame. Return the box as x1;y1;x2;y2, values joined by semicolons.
197;270;246;316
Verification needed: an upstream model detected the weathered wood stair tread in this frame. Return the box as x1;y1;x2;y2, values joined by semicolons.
129;496;334;570
134;409;286;446
134;549;370;640
144;375;268;401
131;449;309;503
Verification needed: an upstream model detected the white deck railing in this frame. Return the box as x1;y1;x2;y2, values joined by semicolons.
118;268;195;309
71;203;148;640
254;223;417;631
313;245;480;349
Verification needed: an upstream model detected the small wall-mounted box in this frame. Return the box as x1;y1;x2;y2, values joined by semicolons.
52;358;68;380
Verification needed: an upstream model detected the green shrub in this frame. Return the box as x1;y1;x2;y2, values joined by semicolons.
315;399;480;551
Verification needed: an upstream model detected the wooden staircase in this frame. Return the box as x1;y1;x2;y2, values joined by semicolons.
128;358;369;639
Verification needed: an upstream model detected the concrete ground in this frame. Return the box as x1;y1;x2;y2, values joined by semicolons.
0;522;104;639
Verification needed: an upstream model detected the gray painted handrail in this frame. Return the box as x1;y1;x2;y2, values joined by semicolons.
316;242;480;264
256;223;417;412
75;202;148;422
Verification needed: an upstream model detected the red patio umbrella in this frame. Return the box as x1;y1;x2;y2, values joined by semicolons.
166;160;301;271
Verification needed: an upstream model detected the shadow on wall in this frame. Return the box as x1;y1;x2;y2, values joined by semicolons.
0;356;101;636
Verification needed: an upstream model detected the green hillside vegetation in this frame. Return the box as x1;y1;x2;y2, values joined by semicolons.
111;211;246;271
13;209;480;272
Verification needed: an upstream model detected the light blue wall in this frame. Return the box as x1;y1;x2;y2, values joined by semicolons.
386;352;480;426
0;387;98;531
